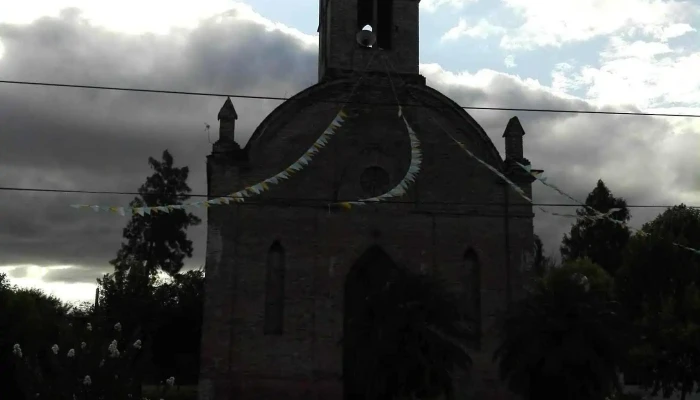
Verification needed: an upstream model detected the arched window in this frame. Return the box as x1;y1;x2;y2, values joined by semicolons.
357;0;393;49
264;241;285;335
464;248;481;346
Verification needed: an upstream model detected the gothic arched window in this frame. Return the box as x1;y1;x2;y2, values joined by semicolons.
464;248;481;347
264;241;285;335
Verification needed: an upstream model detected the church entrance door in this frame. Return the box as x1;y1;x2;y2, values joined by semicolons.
342;245;401;400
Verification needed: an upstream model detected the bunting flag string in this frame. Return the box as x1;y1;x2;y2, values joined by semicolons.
376;53;700;257
70;109;349;215
337;106;422;210
450;138;700;256
512;162;700;255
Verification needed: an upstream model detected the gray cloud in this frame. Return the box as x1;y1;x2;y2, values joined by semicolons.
6;266;30;279
42;266;110;284
0;7;696;287
0;8;317;273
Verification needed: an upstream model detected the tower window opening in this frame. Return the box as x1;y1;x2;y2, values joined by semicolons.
357;0;374;30
376;0;393;49
357;0;393;49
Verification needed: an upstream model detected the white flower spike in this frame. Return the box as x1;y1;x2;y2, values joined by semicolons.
13;344;23;358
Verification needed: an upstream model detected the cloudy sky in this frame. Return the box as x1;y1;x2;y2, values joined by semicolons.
1;0;699;305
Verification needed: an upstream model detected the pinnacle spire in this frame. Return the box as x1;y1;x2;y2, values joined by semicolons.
502;116;525;138
218;97;238;121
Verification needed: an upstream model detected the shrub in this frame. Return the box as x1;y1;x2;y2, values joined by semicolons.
12;321;176;400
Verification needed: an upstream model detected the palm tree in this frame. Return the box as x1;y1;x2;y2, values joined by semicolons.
343;264;474;400
494;258;630;400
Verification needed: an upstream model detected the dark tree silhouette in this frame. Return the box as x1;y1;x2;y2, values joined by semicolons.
617;205;700;400
343;248;473;400
110;149;201;279
98;150;200;398
561;180;631;276
495;259;629;400
533;235;557;278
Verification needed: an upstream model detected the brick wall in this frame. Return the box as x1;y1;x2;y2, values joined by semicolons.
200;74;533;400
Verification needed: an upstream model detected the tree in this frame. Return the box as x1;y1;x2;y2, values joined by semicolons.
532;235;557;278
561;180;631;276
495;258;630;400
1;278;71;399
343;268;474;399
99;150;200;397
616;205;700;400
151;268;205;385
110;149;201;279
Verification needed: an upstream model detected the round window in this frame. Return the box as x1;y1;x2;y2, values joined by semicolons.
360;166;390;197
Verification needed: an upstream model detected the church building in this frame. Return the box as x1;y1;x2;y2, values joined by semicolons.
199;0;537;399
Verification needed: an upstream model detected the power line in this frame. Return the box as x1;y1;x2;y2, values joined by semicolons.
0;185;694;209
1;79;699;119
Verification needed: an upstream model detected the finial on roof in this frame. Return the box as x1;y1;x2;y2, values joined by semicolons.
218;97;238;121
502;116;525;138
503;116;525;161
217;97;238;145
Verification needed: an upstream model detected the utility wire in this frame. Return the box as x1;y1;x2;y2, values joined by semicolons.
2;78;694;209
1;79;699;119
0;185;693;209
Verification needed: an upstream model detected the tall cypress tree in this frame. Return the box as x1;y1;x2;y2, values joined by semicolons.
98;150;201;395
560;180;631;276
110;150;201;279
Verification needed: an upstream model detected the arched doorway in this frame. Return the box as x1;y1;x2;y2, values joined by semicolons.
343;245;400;400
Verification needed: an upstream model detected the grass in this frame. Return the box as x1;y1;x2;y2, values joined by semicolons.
142;384;197;400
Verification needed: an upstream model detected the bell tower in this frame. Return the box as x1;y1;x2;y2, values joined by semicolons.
317;0;420;81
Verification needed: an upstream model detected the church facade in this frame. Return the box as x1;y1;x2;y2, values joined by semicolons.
199;0;537;399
